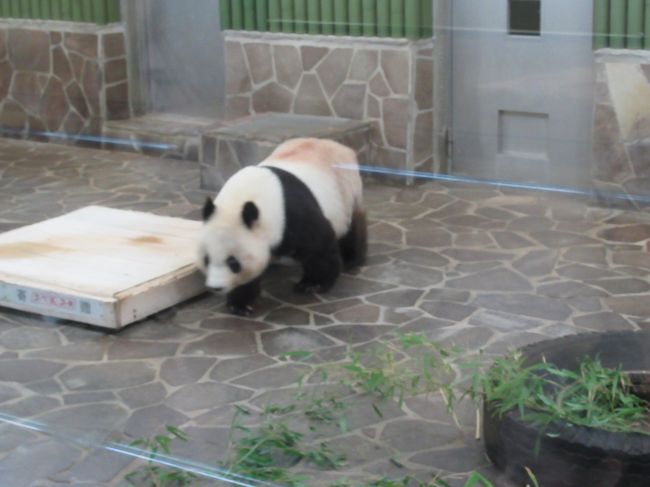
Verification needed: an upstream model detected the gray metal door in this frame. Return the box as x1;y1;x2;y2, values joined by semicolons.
451;0;594;187
140;0;224;117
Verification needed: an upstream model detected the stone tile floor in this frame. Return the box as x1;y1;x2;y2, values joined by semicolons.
0;138;649;486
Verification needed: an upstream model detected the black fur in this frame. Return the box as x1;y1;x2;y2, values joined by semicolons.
266;166;342;293
223;166;365;313
202;197;215;221
227;277;261;316
226;256;242;273
242;201;259;228
339;208;367;268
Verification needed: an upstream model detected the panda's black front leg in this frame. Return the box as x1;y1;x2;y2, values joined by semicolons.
226;278;261;316
294;244;342;294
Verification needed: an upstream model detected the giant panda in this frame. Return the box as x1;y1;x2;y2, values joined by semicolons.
198;137;367;316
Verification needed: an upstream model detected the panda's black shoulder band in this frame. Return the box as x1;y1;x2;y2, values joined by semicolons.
202;197;216;221
265;166;336;258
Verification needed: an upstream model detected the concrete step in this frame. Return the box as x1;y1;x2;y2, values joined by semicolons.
200;113;372;191
102;113;224;162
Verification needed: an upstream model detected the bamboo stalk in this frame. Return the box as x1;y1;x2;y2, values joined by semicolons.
321;0;334;34
71;0;82;21
294;0;307;34
269;0;281;31
256;0;268;31
334;0;347;35
83;0;95;22
231;0;244;29
362;0;376;36
106;0;120;22
422;0;433;38
390;0;404;38
243;0;256;30
349;0;362;35
51;0;62;20
307;0;320;33
593;0;609;49
40;0;51;21
220;0;232;29
31;0;42;18
609;0;627;48
61;0;72;21
281;0;294;32
405;0;420;39
627;0;644;49
377;0;390;37
15;0;25;17
645;0;650;49
92;0;107;24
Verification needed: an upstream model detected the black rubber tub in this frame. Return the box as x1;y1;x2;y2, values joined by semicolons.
483;331;650;487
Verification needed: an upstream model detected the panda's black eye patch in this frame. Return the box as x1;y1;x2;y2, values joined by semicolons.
203;254;210;267
226;256;241;274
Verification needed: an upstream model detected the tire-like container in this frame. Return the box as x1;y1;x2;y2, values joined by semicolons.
483;331;650;487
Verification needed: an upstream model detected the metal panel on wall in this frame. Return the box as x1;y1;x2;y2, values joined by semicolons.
140;0;224;117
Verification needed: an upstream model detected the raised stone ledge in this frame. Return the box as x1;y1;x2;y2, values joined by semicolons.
223;29;435;49
0;18;123;34
200;113;372;191
594;48;650;64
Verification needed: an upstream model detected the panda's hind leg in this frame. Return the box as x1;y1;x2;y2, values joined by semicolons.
294;243;342;294
339;208;367;269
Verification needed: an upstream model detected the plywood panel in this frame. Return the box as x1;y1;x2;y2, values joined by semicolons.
0;207;206;329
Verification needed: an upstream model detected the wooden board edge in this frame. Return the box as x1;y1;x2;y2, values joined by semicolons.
0;280;119;328
0;274;115;301
114;264;205;300
115;269;208;328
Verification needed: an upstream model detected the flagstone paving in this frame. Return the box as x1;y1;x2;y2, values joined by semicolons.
0;138;648;486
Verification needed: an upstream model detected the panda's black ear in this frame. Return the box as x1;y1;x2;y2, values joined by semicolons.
242;201;259;229
202;197;216;222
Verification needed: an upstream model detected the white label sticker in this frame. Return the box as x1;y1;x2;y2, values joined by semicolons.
1;283;98;318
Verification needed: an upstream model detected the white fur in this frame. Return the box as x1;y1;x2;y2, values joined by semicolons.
213;166;285;246
198;167;285;291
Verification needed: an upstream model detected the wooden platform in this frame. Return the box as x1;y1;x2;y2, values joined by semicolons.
0;206;206;329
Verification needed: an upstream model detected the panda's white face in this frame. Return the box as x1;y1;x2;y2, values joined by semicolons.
198;196;272;293
198;223;270;292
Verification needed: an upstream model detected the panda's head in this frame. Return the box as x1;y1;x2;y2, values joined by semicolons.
197;197;270;292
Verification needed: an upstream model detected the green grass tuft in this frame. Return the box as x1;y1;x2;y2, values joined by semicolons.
480;352;650;436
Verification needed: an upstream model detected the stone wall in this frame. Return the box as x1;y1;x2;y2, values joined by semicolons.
0;19;130;140
224;31;434;175
593;49;650;207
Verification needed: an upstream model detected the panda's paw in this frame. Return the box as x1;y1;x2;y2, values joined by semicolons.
228;304;253;316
